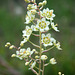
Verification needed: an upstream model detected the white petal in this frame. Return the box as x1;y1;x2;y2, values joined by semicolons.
45;27;49;31
26;26;30;29
46;33;51;38
46;21;50;25
27;47;31;51
42;34;45;38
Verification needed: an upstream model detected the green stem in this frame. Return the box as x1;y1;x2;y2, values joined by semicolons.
42;46;55;53
28;40;40;48
39;31;42;75
42;61;45;75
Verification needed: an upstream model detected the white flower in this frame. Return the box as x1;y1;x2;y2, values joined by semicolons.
16;49;27;60
41;55;48;61
15;47;34;60
41;8;55;20
22;26;33;37
55;42;62;50
51;22;59;32
50;58;57;64
25;11;35;24
36;18;50;32
15;50;23;60
31;25;39;31
30;9;37;15
31;61;36;68
26;47;34;55
40;9;46;17
41;33;54;47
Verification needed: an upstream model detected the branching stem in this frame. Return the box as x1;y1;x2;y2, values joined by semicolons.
42;46;55;53
28;40;40;48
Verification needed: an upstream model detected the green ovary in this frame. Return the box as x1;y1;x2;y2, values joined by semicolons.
43;37;50;44
26;29;32;35
39;21;46;29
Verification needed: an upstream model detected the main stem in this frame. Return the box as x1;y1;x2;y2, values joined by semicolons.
38;6;42;75
42;61;45;75
39;31;42;75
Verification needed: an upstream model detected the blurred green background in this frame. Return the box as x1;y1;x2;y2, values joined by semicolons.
0;0;75;75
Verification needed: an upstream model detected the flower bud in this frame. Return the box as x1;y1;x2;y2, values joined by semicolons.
58;72;61;75
25;62;29;66
6;42;11;46
9;45;14;49
34;51;38;54
20;42;24;47
35;55;39;59
11;54;16;57
39;2;43;6
31;0;34;2
41;55;48;61
32;49;36;52
41;48;44;51
43;0;47;6
5;45;8;47
27;4;32;10
25;0;30;3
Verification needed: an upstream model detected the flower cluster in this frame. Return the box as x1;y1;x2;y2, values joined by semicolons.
5;0;63;75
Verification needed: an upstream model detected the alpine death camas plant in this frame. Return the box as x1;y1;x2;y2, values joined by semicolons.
5;0;63;75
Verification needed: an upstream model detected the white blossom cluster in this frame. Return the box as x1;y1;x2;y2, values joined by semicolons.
5;0;62;75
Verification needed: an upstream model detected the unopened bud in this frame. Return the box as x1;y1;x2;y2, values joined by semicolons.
25;62;29;66
43;0;47;6
41;55;48;61
25;0;30;3
11;54;16;57
58;72;61;75
20;42;24;47
31;0;34;2
41;48;44;51
35;55;39;59
9;45;14;49
27;4;32;10
6;42;11;46
35;51;38;54
32;49;36;52
5;45;8;47
39;2;43;6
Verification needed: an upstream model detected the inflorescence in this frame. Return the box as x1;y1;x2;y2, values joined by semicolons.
5;0;62;75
